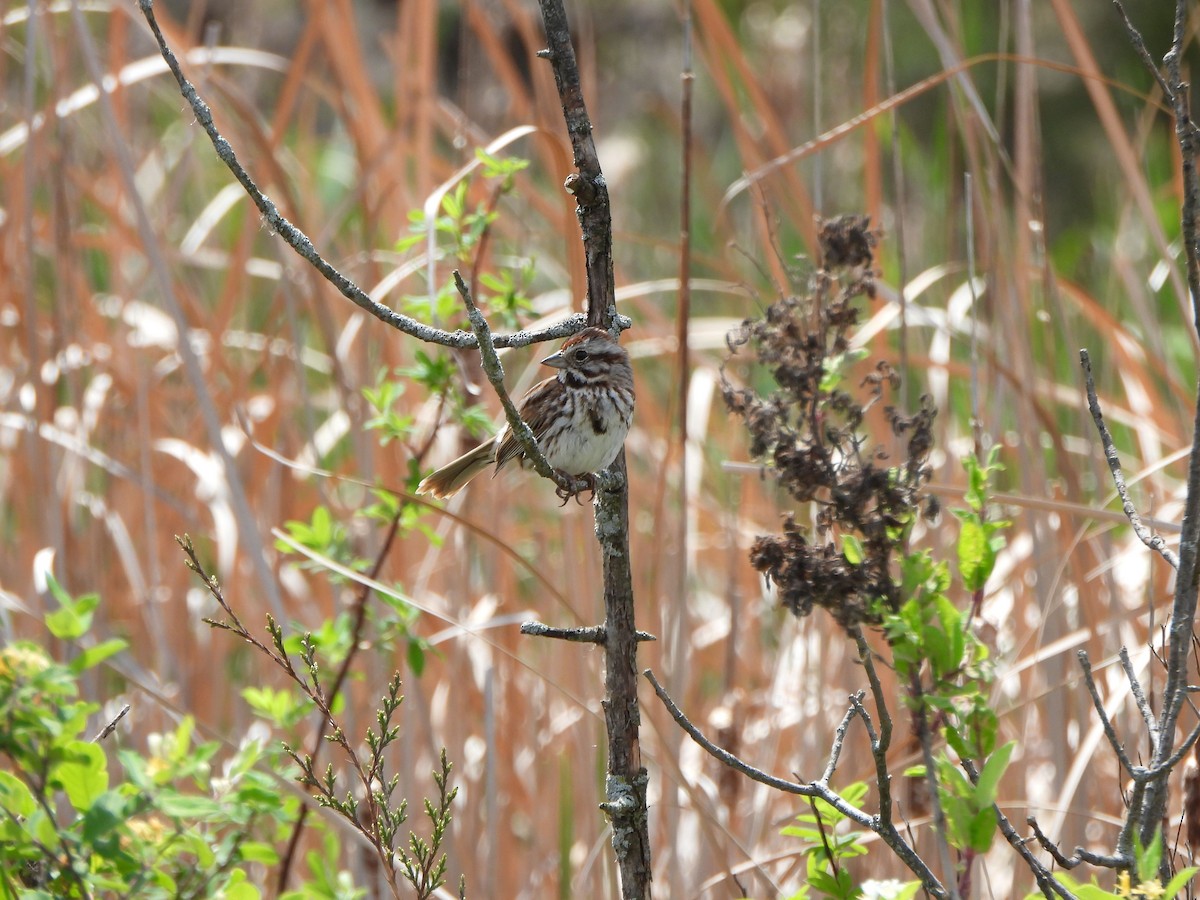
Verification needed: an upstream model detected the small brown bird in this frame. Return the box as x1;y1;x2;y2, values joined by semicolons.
416;327;635;499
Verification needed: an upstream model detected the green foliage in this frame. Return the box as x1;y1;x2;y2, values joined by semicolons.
0;584;291;899
179;535;464;897
780;784;869;899
880;450;1012;861
284;676;460;900
766;783;920;900
44;574;100;641
395;149;533;329
953;447;1010;593
274;491;434;677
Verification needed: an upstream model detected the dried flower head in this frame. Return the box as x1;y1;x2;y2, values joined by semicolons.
724;216;935;628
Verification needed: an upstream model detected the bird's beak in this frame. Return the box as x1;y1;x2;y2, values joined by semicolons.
541;349;567;370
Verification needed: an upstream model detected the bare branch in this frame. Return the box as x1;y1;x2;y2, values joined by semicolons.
1119;647;1159;745
643;668;947;898
1080;350;1179;569
1141;0;1200;846
1027;815;1130;871
1077;650;1142;778
818;693;864;785
520;622;656;643
92;704;131;742
1110;1;1173;99
134;0;606;351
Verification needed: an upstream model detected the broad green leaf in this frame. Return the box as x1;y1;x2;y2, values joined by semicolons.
239;841;280;866
52;740;108;809
407;639;426;677
69;638;128;674
975;741;1015;807
156;792;223;819
81;791;127;847
0;771;35;817
842;535;864;565
958;517;995;591
219;869;261;900
967;807;996;852
943;725;972;761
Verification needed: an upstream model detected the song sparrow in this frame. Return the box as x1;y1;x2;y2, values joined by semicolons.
416;327;635;499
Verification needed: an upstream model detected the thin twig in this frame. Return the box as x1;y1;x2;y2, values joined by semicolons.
134;0;621;351
985;811;1075;899
451;270;587;497
1080;350;1179;569
1119;647;1159;746
908;673;961;898
1078;650;1141;778
277;509;406;893
92;704;131;742
951;761;1074;897
1110;1;1173;99
643;668;947;898
1027;815;1129;871
851;628;896;828
819;693;864;785
520;621;656;643
1149;716;1200;776
1140;0;1200;849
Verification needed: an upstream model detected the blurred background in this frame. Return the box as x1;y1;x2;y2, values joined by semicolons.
1;0;1195;896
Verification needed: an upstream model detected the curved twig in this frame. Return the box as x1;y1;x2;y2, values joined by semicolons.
135;0;598;351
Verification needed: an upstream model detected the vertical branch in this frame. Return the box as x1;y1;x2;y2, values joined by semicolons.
536;2;651;897
1113;0;1200;849
536;0;617;331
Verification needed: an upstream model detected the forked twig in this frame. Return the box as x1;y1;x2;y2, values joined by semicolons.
643;668;947;898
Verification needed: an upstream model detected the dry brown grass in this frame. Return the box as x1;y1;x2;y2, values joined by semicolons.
2;1;1196;896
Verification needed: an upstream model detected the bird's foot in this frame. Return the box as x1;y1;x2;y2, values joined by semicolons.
554;471;596;506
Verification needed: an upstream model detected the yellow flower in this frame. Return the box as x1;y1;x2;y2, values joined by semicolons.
0;643;51;678
1117;871;1131;897
1134;880;1165;899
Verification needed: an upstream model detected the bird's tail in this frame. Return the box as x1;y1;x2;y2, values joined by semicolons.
416;441;496;498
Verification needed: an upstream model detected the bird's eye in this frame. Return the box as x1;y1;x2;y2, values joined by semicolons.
573;348;589;362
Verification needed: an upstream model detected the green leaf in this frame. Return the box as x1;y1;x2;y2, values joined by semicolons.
45;575;100;640
0;771;36;817
842;534;864;565
239;842;281;866
69;638;128;674
819;348;870;392
974;741;1015;807
967;807;996;852
1135;829;1163;883
407;639;426;677
219;869;261;900
943;725;973;761
80;791;126;851
156;792;224;819
956;516;992;592
52;741;108;810
1163;866;1199;899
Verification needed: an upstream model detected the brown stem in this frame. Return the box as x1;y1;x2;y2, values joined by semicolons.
535;2;650;896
